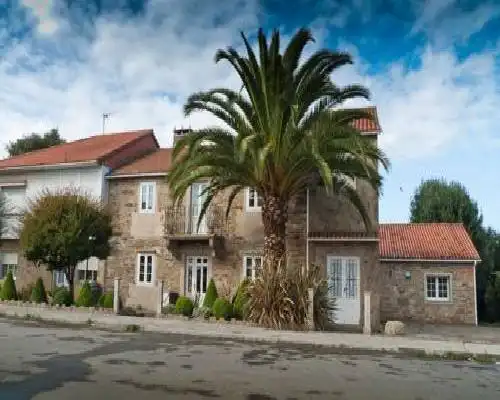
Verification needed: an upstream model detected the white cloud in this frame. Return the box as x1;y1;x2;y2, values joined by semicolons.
21;0;59;35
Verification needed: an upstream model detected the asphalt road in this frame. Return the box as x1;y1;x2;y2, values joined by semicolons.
0;318;499;400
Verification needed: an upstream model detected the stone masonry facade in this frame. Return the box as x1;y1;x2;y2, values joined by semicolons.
380;261;476;325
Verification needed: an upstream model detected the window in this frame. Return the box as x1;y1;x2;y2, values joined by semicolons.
0;252;18;280
139;182;156;213
54;271;68;287
243;255;262;280
246;188;263;211
137;253;155;285
77;270;98;282
426;274;451;301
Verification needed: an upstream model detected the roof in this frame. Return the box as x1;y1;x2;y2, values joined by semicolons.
349;106;381;133
379;223;480;261
110;148;172;176
0;130;154;171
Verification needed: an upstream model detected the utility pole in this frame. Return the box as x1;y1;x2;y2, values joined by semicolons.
102;113;110;134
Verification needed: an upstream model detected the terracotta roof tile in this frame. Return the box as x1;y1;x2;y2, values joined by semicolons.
111;149;172;175
0;130;154;170
379;223;480;261
348;106;381;133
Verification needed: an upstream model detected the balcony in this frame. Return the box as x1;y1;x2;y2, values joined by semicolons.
164;205;227;257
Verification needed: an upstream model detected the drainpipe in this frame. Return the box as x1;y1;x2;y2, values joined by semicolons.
306;187;310;270
473;260;478;326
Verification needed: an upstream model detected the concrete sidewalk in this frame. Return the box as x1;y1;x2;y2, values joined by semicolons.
2;302;500;358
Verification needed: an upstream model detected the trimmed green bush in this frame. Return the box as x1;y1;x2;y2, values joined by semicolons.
52;287;72;306
175;296;194;317
30;278;47;303
202;278;218;308
76;281;94;307
98;293;114;309
212;298;233;321
1;271;17;300
232;279;250;320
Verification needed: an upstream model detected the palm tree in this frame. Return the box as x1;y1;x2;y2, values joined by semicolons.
168;27;390;268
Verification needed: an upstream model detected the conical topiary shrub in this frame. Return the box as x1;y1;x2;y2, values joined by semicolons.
202;278;218;308
1;271;17;301
30;278;47;303
233;279;250;320
76;281;93;307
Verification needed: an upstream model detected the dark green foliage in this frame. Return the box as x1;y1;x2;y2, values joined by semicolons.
20;189;113;301
30;278;47;304
314;281;336;331
485;276;500;322
232;279;250;320
175;296;194;317
212;298;233;321
6;129;65;157
52;287;72;306
203;278;218;308
76;281;94;307
1;271;17;300
98;293;114;308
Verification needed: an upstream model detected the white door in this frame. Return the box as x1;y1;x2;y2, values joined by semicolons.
185;256;210;305
190;183;208;234
326;256;360;325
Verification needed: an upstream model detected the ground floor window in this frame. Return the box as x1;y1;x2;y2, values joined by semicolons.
243;255;262;280
77;270;98;282
185;256;209;295
54;271;68;287
426;274;451;301
0;252;18;280
137;253;155;285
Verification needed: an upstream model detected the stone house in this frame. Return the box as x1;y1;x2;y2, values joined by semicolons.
0;130;159;292
0;107;481;328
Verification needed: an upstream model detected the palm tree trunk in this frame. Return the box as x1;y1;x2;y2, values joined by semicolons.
262;194;288;268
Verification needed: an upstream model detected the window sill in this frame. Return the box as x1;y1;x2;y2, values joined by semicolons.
425;298;452;303
245;208;262;213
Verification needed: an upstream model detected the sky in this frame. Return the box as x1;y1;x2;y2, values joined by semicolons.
0;0;499;228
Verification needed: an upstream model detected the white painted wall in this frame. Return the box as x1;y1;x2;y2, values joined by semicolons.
1;164;110;239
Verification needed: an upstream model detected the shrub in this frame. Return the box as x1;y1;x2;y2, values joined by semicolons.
162;304;177;315
232;279;250;320
485;277;500;322
212;298;233;321
0;282;2;294
98;293;114;309
203;279;218;308
1;271;17;300
193;305;212;319
30;278;47;304
246;260;335;330
52;287;72;306
175;296;194;317
89;281;103;305
76;281;94;307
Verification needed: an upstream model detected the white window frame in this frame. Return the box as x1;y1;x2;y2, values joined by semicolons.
136;253;155;285
139;182;156;214
245;187;263;212
425;273;452;302
54;271;69;287
243;254;262;280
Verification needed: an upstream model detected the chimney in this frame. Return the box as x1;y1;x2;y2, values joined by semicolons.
173;127;193;147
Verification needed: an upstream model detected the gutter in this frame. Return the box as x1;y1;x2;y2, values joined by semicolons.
106;172;168;180
308;237;379;242
379;258;482;263
473;260;478;326
0;160;98;172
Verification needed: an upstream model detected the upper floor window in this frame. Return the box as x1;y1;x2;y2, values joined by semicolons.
243;255;262;280
246;188;263;212
137;253;155;285
139;182;156;213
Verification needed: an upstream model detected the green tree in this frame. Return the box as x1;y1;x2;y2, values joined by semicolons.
203;278;218;308
19;189;112;301
6;129;65;157
168;28;390;267
409;178;498;320
1;271;17;300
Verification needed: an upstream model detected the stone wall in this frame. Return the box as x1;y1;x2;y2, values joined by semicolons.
380;261;476;325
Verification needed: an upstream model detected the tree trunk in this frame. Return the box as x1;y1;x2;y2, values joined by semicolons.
65;267;75;303
262;194;288;268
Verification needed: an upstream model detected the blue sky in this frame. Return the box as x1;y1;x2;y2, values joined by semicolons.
0;0;499;228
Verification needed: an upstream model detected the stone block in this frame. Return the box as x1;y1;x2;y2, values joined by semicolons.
384;320;405;336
